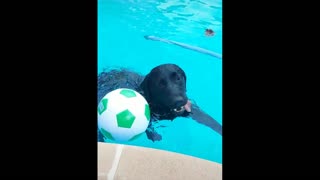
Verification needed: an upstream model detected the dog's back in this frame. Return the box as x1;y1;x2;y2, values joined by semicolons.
97;68;145;105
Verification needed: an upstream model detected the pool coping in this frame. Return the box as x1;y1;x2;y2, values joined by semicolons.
98;142;222;180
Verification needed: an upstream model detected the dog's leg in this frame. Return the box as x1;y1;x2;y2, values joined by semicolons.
145;119;162;142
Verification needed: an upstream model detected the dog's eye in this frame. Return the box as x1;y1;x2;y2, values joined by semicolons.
171;72;180;81
159;79;167;87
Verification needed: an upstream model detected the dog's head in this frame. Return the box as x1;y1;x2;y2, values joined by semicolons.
140;64;191;118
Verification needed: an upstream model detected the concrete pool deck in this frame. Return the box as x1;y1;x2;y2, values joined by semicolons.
98;142;222;180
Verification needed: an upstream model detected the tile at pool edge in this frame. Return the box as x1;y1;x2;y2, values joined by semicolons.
98;143;117;179
114;145;222;180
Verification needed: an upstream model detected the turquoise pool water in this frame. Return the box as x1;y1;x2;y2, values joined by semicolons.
98;0;222;163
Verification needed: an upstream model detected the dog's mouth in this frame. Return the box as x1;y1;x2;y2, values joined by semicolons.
172;100;192;113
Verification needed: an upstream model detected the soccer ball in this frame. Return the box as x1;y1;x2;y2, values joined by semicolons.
97;88;150;142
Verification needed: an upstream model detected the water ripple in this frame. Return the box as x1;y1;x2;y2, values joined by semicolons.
106;0;222;38
156;0;222;29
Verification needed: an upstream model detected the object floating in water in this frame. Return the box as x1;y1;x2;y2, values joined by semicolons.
205;29;214;36
144;35;222;59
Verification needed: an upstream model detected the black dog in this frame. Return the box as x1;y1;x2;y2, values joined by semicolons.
97;64;222;142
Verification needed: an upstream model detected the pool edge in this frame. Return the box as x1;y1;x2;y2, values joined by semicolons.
98;142;222;180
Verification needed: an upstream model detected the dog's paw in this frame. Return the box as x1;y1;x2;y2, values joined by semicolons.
146;129;162;142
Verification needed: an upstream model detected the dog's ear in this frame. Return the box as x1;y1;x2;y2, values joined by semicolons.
140;74;151;102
